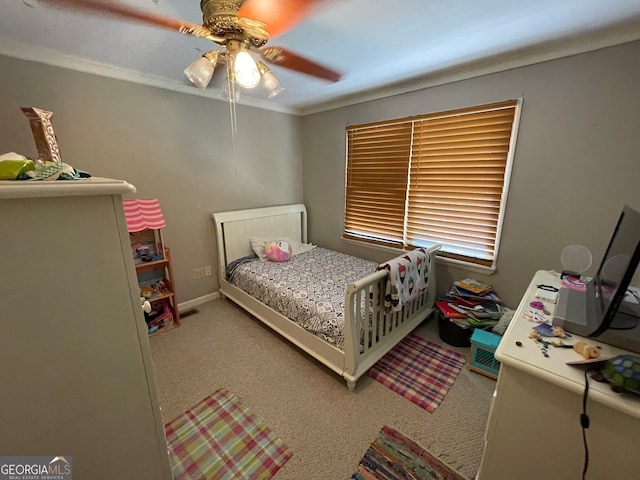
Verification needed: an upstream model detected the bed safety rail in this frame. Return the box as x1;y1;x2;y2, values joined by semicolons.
342;245;440;390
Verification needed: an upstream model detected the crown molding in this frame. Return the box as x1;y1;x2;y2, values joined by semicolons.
2;24;640;118
0;36;298;115
299;25;640;115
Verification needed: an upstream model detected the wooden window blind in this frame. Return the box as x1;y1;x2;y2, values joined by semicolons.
344;100;518;266
345;121;412;246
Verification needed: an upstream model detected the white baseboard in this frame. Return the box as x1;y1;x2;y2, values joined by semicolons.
178;292;220;312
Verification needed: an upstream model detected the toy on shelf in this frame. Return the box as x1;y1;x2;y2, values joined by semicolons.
140;285;154;299
145;301;174;334
153;279;170;296
130;234;164;263
141;296;152;319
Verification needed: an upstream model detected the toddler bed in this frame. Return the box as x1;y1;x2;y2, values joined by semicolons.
212;204;440;390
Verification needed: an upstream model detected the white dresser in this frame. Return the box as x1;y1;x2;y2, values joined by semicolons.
477;270;640;480
0;178;172;479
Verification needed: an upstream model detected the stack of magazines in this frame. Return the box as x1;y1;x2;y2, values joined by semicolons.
436;278;505;329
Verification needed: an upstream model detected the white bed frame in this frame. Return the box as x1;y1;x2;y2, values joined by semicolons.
212;204;440;391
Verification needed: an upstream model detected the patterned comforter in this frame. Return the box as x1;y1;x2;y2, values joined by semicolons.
226;247;378;351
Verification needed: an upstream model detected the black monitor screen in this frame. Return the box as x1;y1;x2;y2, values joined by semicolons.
590;205;640;337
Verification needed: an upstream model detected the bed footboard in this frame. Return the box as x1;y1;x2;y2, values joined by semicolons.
342;245;440;390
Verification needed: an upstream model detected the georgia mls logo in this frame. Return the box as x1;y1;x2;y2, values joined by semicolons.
0;456;72;480
49;457;71;475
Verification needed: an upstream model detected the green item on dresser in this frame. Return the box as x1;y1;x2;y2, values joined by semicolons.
602;354;640;395
0;158;35;180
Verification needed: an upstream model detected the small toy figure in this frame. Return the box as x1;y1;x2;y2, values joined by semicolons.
551;326;568;338
573;340;601;360
140;286;154;299
151;279;169;295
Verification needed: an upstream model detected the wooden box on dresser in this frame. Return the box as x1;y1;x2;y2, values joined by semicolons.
0;178;172;479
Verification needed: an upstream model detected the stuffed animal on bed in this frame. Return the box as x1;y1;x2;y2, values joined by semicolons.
264;240;292;262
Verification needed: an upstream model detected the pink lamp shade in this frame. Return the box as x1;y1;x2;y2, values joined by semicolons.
123;199;166;233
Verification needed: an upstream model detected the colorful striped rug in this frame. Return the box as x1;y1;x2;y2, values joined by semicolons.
369;333;466;412
164;388;292;480
352;426;465;480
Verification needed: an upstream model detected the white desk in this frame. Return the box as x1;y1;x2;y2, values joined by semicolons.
477;270;640;480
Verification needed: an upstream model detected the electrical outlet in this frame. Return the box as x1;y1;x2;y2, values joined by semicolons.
204;266;212;277
193;267;204;279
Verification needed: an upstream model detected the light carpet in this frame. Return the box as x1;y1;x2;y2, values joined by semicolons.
149;299;495;479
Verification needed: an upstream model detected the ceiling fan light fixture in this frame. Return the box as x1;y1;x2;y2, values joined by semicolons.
258;62;284;98
184;51;219;89
233;50;261;89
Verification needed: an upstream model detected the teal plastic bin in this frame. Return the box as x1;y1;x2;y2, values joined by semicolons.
468;329;502;379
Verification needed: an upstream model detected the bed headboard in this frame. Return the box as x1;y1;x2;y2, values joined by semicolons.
212;204;308;279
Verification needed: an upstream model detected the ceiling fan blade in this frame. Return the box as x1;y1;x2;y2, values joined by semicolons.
260;46;341;82
238;0;323;38
39;0;222;42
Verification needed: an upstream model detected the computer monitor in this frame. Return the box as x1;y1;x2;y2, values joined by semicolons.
589;205;640;336
553;205;640;353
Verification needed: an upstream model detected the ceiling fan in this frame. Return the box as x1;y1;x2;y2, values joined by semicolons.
39;0;342;99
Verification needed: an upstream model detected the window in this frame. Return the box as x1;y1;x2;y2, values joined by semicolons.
344;99;520;268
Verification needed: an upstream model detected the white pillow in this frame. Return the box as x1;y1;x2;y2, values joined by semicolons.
249;236;316;262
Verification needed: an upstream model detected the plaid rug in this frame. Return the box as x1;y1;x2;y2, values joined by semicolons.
369;333;466;412
165;388;292;480
351;425;465;480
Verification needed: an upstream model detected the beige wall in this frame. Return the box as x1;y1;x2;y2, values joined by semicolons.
3;40;640;309
302;40;640;308
0;55;303;304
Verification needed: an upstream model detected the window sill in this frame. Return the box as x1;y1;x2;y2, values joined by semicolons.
342;237;497;275
435;255;496;275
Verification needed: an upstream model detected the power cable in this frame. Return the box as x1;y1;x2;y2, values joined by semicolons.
581;367;598;480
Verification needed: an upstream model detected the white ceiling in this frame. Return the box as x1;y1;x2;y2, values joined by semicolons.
2;0;640;114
